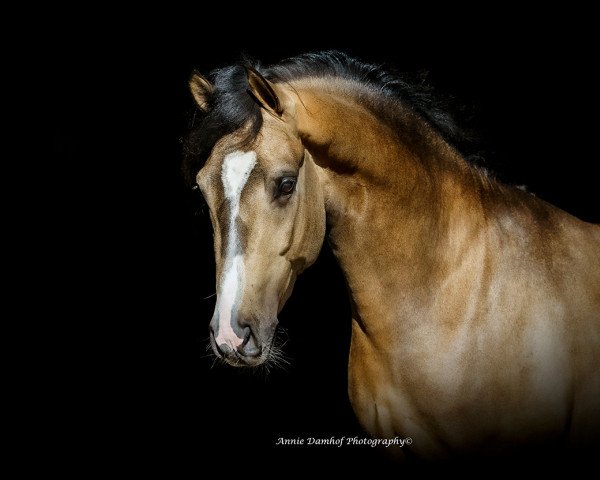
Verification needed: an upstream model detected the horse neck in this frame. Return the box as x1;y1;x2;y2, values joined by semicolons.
294;80;488;314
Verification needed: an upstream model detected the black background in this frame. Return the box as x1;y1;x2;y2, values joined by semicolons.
51;12;597;472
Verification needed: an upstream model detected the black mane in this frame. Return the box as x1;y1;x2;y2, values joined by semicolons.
183;51;470;185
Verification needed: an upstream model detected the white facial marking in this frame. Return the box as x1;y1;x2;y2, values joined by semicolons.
215;150;257;349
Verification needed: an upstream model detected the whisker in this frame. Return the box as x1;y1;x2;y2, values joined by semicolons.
259;327;293;374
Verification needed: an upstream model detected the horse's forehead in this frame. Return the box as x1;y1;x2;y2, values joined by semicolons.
196;132;249;190
198;121;302;193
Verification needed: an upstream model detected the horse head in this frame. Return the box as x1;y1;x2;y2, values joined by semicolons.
189;67;325;366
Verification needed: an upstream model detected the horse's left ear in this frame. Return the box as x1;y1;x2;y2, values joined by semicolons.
189;71;214;112
245;66;284;117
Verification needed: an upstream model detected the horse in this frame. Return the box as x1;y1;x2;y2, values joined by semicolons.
183;51;600;460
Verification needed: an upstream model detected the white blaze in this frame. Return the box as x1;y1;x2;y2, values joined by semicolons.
215;150;257;349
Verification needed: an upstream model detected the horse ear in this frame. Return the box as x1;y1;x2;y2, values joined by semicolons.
189;71;214;112
245;66;283;116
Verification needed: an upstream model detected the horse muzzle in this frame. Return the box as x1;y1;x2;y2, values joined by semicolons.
209;319;275;367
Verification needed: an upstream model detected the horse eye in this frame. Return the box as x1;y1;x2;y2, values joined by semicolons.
277;177;296;196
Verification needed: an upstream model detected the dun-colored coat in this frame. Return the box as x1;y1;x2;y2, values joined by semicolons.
185;52;600;460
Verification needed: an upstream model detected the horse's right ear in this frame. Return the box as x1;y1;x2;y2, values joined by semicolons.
245;66;284;116
189;71;214;112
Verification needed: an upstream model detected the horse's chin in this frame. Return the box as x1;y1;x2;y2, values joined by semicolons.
223;352;268;368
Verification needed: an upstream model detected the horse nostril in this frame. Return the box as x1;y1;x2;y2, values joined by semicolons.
238;328;262;358
240;327;251;347
210;326;230;357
